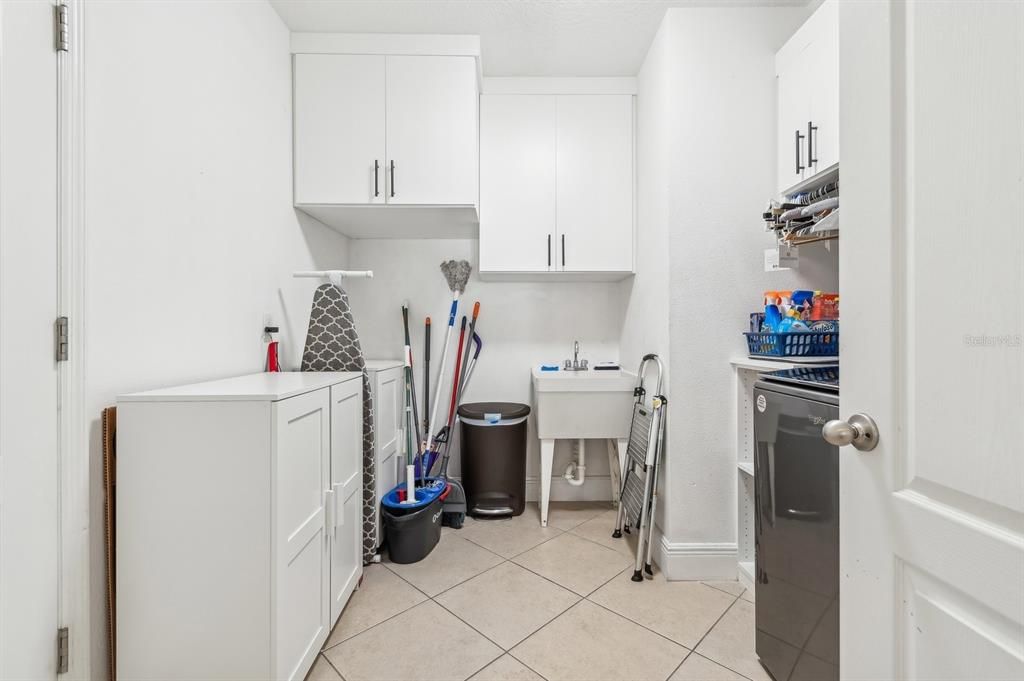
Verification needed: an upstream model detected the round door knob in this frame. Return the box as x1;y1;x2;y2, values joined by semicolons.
822;413;879;452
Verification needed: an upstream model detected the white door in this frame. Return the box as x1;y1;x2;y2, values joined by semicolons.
0;2;61;678
805;0;839;173
840;2;1023;679
776;40;811;193
555;95;633;272
385;55;478;206
293;54;386;205
329;380;363;625
373;367;401;543
479;95;557;273
274;389;331;681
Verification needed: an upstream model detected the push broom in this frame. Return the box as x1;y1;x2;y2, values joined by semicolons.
422;259;471;475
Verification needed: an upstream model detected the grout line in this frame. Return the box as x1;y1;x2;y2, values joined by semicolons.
584;592;695;654
668;595;760;681
430;558;511;600
321;598;436;653
506;650;552;681
506;557;594;600
701;581;748;599
431;595;508;652
457;523;566;561
320;652;346;681
321;565;433;651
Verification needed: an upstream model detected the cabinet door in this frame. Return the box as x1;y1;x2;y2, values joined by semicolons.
385;55;478;206
329;379;363;625
555;95;634;272
806;1;839;173
373;367;402;543
776;13;815;195
294;54;386;205
273;388;331;681
479;95;557;272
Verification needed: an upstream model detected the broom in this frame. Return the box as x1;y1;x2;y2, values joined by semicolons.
423;259;471;474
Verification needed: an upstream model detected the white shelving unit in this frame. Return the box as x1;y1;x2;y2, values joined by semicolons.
730;356;805;592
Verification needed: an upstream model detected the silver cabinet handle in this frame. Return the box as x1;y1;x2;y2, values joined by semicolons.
807;121;818;167
547;234;551;267
795;129;806;174
390;160;395;198
561;234;565;267
822;413;879;451
374;160;380;197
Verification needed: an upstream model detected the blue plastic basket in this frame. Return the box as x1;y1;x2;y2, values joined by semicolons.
744;330;838;358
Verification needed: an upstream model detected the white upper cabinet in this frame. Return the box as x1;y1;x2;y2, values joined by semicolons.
556;95;634;273
479;95;558;273
294;55;386;205
479;91;634;278
292;42;480;238
385;56;479;206
776;0;839;194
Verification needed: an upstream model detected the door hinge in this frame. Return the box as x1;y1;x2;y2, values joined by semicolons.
55;3;69;53
55;316;69;362
57;627;69;674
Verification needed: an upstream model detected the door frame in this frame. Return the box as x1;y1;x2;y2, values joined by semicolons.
57;0;89;677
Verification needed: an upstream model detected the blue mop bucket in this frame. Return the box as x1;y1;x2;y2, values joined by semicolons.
381;479;450;564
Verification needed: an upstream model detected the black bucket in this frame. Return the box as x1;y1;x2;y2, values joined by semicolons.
383;489;447;564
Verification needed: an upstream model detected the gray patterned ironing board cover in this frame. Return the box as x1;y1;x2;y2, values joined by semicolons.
300;283;377;563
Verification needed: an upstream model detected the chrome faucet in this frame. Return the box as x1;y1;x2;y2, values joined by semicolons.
564;340;589;371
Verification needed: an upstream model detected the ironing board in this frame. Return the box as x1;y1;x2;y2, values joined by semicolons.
300;283;377;563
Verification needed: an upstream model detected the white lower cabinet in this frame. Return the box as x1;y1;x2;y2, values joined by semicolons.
117;373;363;681
365;360;404;547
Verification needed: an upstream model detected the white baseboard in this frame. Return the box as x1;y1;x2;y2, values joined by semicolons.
655;534;739;581
525;475;617;503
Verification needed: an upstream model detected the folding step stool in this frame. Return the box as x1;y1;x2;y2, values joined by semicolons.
613;354;667;582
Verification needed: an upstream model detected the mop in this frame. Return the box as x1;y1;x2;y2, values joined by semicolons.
433;330;482;528
422;259;471;475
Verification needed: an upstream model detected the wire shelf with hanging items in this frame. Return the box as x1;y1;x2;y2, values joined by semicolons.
763;164;840;247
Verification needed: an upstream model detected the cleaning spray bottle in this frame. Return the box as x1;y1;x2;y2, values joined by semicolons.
264;326;281;372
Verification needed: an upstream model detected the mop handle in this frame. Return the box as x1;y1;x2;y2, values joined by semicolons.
423;317;431;435
460;334;482;394
457;302;480;401
425;296;459;454
446;316;468;428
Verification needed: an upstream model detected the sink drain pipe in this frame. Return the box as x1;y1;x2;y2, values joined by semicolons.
564;438;586;487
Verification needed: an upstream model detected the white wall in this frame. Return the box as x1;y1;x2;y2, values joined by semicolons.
83;2;349;676
344;239;625;500
620;14;674;541
635;6;838;579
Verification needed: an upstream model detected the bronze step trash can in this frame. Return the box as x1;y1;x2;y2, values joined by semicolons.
458;402;530;517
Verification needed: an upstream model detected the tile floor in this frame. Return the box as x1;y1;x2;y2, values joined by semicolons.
309;503;765;681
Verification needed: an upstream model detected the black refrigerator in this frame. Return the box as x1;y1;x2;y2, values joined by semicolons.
753;370;840;681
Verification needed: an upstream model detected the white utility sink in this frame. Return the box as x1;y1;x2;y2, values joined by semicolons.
532;368;635;438
531;367;636;527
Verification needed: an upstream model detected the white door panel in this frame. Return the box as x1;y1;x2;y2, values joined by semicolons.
776;43;810;193
806;1;839;173
294;54;386;205
479;95;557;272
385;55;478;206
555;95;633;272
274;390;331;680
0;1;60;678
840;2;1023;679
329;380;362;624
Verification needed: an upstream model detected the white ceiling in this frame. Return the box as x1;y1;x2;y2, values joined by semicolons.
269;0;809;77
